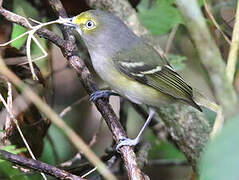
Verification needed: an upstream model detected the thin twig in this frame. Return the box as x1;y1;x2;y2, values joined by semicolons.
0;58;117;180
0;84;47;180
226;0;239;84
0;7;65;48
59;95;88;118
0;150;85;180
0;12;62;80
165;24;179;55
81;167;97;178
203;0;231;45
88;117;103;147
60;153;82;167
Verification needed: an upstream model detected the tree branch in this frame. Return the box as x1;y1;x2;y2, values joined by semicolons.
0;150;86;180
226;0;239;83
0;7;65;48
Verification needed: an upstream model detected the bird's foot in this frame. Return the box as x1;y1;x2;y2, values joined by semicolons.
116;137;140;150
90;90;119;102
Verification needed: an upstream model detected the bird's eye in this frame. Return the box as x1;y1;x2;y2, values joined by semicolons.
85;20;95;29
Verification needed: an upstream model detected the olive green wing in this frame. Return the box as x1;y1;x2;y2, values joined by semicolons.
113;48;202;111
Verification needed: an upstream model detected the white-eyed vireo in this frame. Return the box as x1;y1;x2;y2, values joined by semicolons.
64;10;206;150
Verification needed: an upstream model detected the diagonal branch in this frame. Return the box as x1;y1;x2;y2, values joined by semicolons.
226;0;239;84
0;57;116;180
0;149;86;180
0;7;65;48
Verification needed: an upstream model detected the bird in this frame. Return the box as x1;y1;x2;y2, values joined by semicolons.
64;10;204;150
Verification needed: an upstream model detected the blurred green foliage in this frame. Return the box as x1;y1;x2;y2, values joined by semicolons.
137;0;183;35
0;146;38;180
145;132;185;160
199;115;239;180
0;145;26;163
40;125;76;164
0;161;32;180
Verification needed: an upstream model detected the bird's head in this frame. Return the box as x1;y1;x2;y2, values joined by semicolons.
64;10;140;54
70;11;98;35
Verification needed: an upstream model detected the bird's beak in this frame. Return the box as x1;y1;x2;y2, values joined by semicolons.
59;17;83;35
61;17;77;28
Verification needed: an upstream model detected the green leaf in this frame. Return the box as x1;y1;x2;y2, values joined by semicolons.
10;0;39;49
31;34;48;71
0;161;33;180
138;1;183;35
10;24;27;49
199;115;239;180
0;145;26;162
145;132;185;159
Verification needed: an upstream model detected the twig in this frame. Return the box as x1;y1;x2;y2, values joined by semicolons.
81;167;97;178
203;0;231;45
0;84;47;180
0;9;62;80
60;153;82;167
0;150;85;180
226;0;239;84
0;7;65;48
165;24;179;55
59;96;88;118
88;117;103;147
0;58;117;180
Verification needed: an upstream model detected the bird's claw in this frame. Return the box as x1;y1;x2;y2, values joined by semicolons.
116;137;139;151
90;90;111;102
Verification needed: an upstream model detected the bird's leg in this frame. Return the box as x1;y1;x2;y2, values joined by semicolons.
116;107;156;150
90;90;120;102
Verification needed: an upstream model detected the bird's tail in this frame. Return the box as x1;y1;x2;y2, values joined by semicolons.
193;89;224;138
